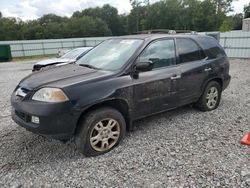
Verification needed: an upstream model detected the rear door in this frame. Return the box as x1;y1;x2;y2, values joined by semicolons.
175;38;209;105
132;39;180;118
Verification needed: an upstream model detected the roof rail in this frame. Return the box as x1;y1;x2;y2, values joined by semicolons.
133;29;197;34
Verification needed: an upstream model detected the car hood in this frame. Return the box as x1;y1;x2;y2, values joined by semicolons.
19;64;112;90
35;58;73;66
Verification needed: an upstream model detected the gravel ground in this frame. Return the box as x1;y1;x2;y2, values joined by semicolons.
0;59;249;187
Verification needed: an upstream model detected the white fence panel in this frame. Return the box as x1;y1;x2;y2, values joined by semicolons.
220;31;250;59
0;37;110;57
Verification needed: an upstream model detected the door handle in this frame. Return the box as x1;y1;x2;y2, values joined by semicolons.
204;67;212;72
170;74;181;80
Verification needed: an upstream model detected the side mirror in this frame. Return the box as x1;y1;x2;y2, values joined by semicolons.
135;61;154;72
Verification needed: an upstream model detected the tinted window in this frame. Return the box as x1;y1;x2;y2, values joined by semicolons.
176;38;206;64
138;39;176;69
198;37;225;59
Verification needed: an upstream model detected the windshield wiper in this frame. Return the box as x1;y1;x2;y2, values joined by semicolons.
78;64;101;70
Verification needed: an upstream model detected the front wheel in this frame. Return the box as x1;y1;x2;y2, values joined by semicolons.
195;81;222;111
75;107;126;156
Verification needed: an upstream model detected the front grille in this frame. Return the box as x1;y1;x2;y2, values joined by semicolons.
15;110;31;122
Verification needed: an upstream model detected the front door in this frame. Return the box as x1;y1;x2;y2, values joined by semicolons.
132;39;180;118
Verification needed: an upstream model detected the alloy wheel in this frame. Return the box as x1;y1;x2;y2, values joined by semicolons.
90;118;120;152
206;86;218;109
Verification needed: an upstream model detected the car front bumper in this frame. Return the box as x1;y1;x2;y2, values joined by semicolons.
11;93;81;139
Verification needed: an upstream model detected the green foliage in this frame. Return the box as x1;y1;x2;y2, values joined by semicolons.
231;13;243;30
0;13;111;40
66;16;111;37
0;0;243;41
0;17;24;40
73;4;125;35
126;0;234;32
220;18;233;32
244;3;250;18
211;0;234;13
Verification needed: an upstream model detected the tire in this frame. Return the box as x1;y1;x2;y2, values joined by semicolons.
195;81;222;111
75;107;126;157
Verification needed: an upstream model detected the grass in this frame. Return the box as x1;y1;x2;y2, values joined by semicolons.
12;54;57;62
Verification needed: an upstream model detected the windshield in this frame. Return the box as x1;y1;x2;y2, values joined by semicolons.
61;48;89;59
76;39;143;71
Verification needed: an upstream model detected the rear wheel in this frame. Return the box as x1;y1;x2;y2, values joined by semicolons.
195;81;222;111
75;107;126;156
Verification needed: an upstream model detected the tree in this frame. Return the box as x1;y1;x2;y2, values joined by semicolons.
99;4;125;35
199;0;223;31
127;2;148;33
38;14;68;25
72;4;124;35
127;0;234;32
0;17;24;40
231;13;243;29
22;20;45;39
244;3;250;18
212;0;234;13
179;0;204;30
219;18;233;31
128;0;163;32
0;12;2;18
37;14;69;39
66;16;111;38
0;1;242;41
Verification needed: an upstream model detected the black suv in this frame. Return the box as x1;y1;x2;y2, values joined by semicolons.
11;33;231;156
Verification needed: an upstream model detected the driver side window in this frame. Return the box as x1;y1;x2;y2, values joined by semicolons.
138;39;176;69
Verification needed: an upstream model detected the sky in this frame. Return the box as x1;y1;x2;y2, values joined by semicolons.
0;0;250;21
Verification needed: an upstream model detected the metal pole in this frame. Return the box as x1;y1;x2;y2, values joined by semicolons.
41;42;45;55
21;43;25;57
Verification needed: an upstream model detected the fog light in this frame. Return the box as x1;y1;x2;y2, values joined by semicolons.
31;116;40;124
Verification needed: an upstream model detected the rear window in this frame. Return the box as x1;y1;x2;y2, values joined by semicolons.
197;37;226;59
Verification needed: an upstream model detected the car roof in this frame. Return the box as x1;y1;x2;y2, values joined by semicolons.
113;34;212;41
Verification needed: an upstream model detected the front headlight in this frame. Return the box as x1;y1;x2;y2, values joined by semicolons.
32;88;69;102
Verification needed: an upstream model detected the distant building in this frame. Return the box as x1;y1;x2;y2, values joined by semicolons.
243;18;250;32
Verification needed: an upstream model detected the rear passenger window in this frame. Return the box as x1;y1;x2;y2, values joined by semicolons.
199;38;225;59
176;38;206;64
138;39;176;69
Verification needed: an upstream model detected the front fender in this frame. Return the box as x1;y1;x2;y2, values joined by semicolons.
64;74;134;118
